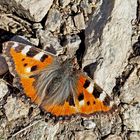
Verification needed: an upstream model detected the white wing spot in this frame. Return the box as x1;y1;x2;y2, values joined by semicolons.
99;91;106;101
79;100;85;106
25;67;31;73
86;83;94;94
21;45;31;55
33;52;44;61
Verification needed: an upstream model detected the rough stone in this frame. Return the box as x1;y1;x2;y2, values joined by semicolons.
80;0;93;17
83;120;96;129
74;13;85;30
0;55;8;75
105;135;122;140
27;121;59;140
129;132;140;140
59;0;71;7
0;0;53;22
45;8;61;32
0;79;8;100
64;16;75;34
4;96;29;121
83;0;137;94
36;29;63;55
63;34;81;56
98;114;122;136
120;67;140;104
75;131;100;140
122;103;140;131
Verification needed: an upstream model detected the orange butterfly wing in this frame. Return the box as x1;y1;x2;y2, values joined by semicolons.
3;41;116;119
3;41;54;104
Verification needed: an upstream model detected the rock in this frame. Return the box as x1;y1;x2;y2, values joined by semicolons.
62;34;81;56
45;8;61;32
29;38;39;46
4;96;29;121
80;0;93;17
0;79;8;100
27;121;59;140
129;132;140;140
71;4;78;13
122;103;140;131
36;30;63;55
105;135;122;140
59;0;71;7
0;0;53;22
0;55;8;75
83;120;96;129
83;0;137;94
64;16;75;34
74;13;85;30
0;13;32;35
75;131;100;140
120;67;140;104
32;23;43;30
98;114;122;136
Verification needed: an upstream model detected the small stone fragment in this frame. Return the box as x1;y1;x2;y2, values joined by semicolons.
75;131;100;140
45;8;61;32
80;0;93;16
74;13;85;30
29;38;39;46
64;16;75;34
83;120;96;129
105;135;122;140
0;55;8;75
59;0;71;7
129;132;140;140
63;34;81;56
4;96;29;121
36;30;63;55
0;0;54;22
0;79;8;100
122;103;140;131
120;67;140;104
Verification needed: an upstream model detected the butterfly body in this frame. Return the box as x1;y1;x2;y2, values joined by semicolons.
3;41;117;119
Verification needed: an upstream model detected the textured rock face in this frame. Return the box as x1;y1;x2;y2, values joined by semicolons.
0;0;53;22
4;96;29;121
122;103;140;131
0;0;139;139
84;0;137;94
0;80;8;100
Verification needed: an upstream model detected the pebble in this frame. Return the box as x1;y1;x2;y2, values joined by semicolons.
0;55;8;76
74;13;86;30
4;96;29;121
45;8;61;32
0;79;8;100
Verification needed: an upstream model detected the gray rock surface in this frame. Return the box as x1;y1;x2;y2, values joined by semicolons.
122;103;140;131
0;0;139;139
0;79;8;100
83;0;137;94
129;132;140;140
4;96;29;121
45;8;62;32
105;135;122;140
74;13;86;30
120;66;140;104
0;0;53;22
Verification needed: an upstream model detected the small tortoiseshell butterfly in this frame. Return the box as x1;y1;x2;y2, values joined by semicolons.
3;41;117;120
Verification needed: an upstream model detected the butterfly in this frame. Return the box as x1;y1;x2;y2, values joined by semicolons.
3;41;117;120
